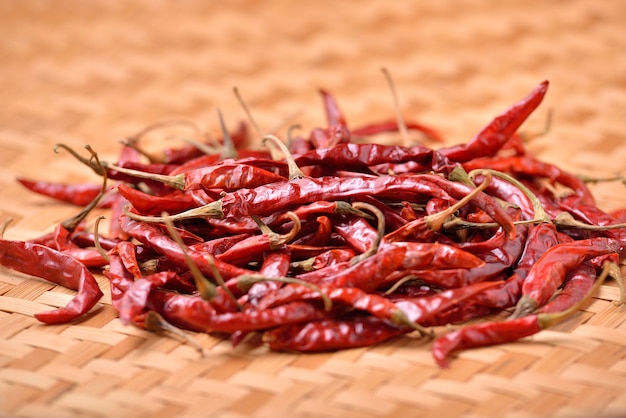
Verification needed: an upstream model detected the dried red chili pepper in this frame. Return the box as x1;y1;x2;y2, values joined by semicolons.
264;315;408;352
0;239;103;323
511;237;621;318
432;263;612;367
109;161;287;193
117;184;204;215
439;81;549;163
17;178;112;208
125;174;515;238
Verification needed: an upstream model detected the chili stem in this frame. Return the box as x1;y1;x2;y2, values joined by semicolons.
161;212;218;301
469;168;551;224
262;134;306;180
252;211;302;249
123;201;223;223
93;216;110;263
423;171;492;232
61;145;108;232
217;109;239;160
381;67;411;146
144;311;205;355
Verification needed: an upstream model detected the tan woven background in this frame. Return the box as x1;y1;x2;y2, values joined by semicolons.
1;1;626;417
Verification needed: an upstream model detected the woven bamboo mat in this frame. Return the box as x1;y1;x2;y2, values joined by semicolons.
1;1;626;417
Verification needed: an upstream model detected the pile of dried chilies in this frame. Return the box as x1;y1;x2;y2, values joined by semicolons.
2;78;625;367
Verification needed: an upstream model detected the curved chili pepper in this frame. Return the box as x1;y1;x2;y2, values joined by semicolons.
432;315;542;367
472;223;558;309
119;213;252;282
292;216;332;247
117;241;142;278
432;261;610;368
0;239;103;323
537;262;595;314
439;81;549;163
512;237;621;318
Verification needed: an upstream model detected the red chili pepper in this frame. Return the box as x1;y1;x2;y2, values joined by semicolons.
17;178;112;208
473;223;558;309
319;245;406;292
432;260;610;368
264;316;407;352
293;143;434;172
0;239;103;323
308;89;351;149
439;81;549;163
119;213;252;281
394;281;501;325
512;237;621;317
111;162;287;193
292;216;332;247
292;248;356;272
130;174;515;241
256;285;416;328
432;315;542;367
117;184;204;215
103;253;135;310
117;241;142;278
537;262;595;314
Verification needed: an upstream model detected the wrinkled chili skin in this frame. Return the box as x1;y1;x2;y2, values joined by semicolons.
119;213;252;281
473;223;559;309
118;184;202;215
183;163;286;192
0;239;103;323
294;143;434;172
320;245;406;292
537;262;595;314
520;237;621;309
265;316;407;352
219;175;515;237
432;315;541;367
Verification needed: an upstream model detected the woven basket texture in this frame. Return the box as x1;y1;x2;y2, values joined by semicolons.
1;1;626;417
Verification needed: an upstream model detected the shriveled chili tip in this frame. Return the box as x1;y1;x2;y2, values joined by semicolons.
439;81;549;163
0;239;103;323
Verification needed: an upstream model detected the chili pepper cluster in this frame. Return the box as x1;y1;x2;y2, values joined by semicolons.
2;80;625;367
